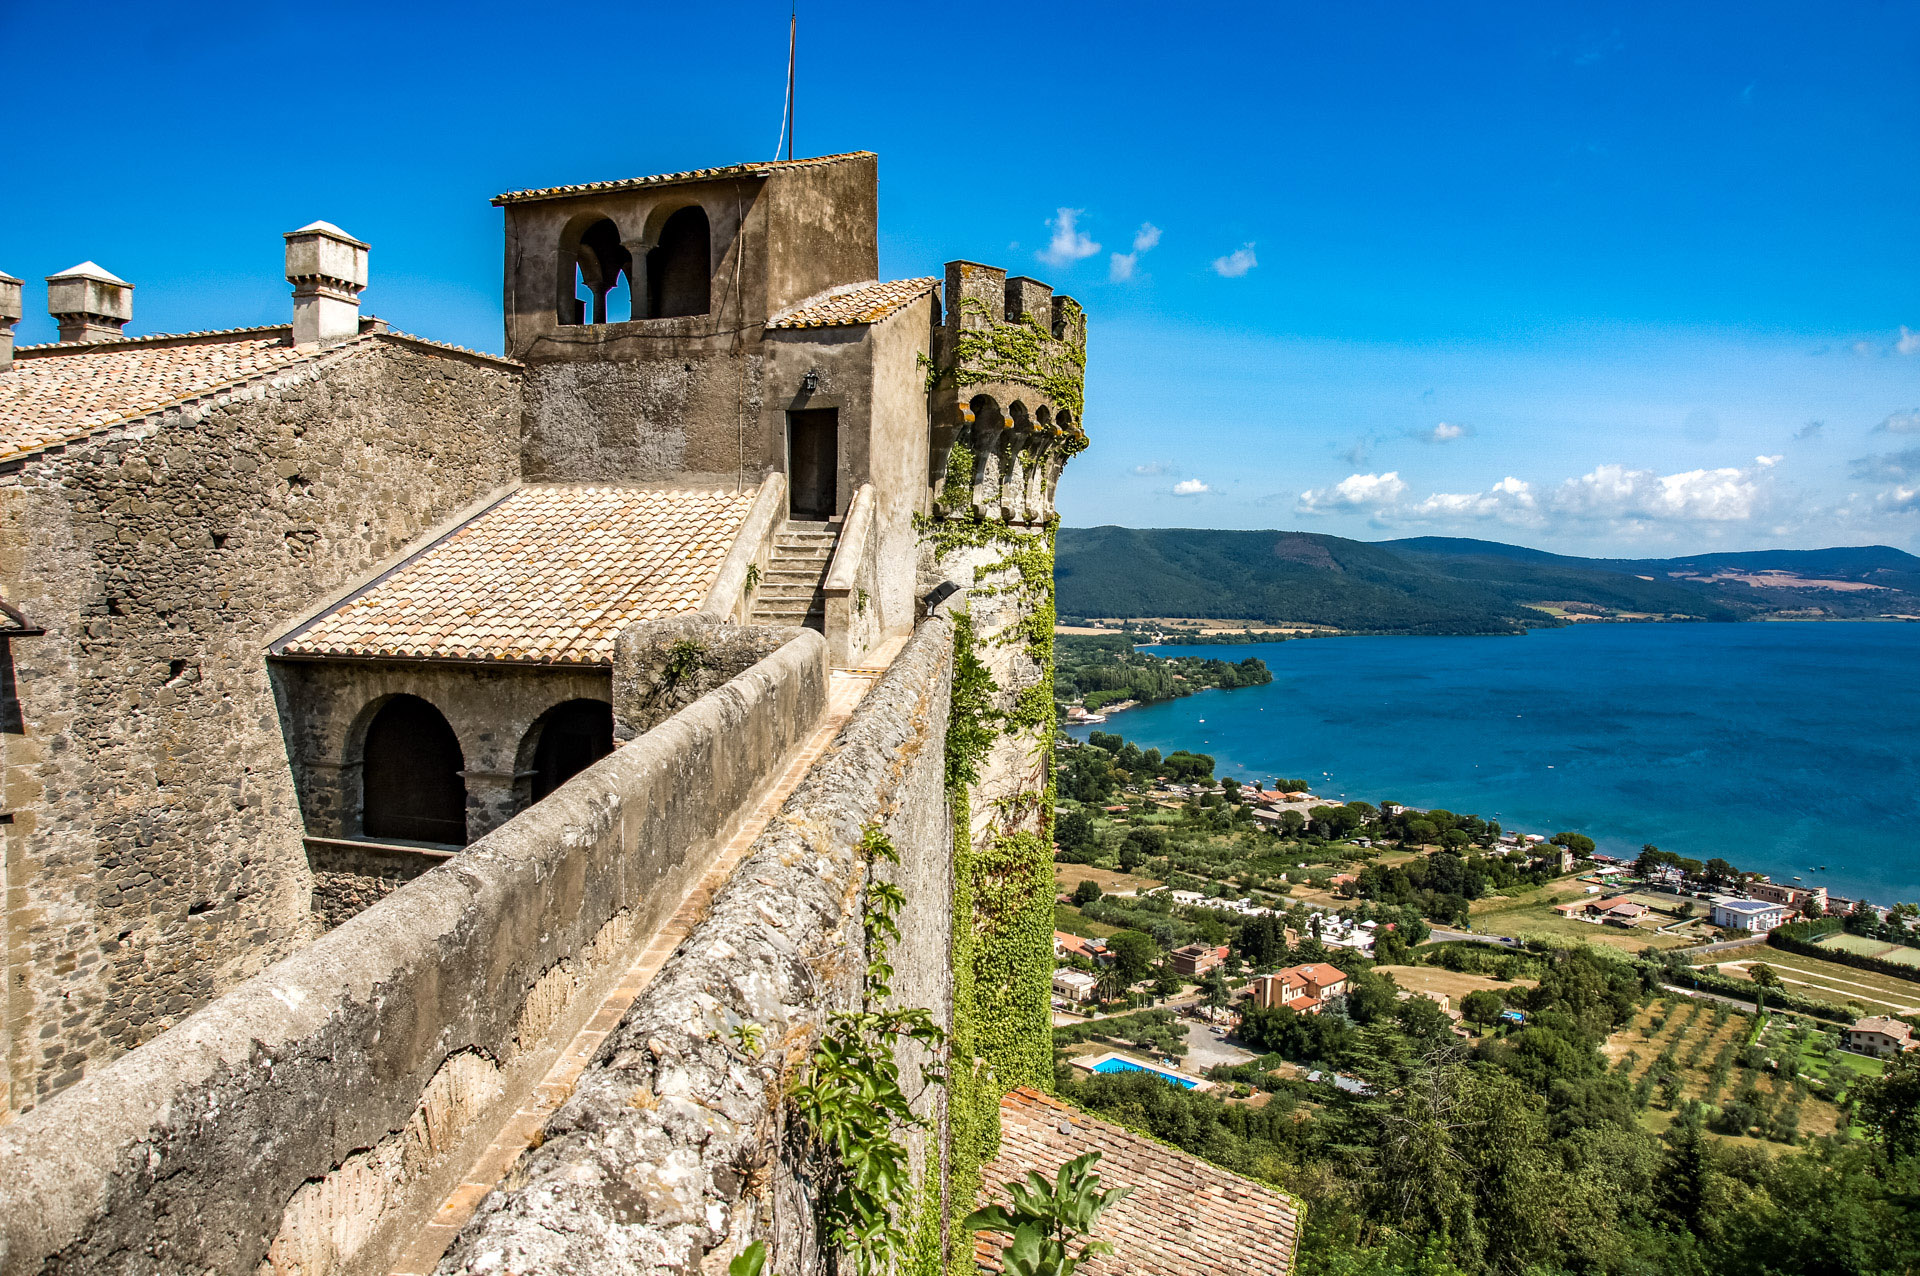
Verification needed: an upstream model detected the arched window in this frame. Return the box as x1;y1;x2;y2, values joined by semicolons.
559;217;633;326
646;206;711;318
527;699;615;802
362;695;467;845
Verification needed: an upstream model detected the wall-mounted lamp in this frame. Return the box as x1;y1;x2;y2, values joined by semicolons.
801;369;820;393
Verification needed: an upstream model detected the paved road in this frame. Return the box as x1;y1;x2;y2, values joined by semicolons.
1661;983;1759;1011
1182;1020;1258;1070
1429;927;1522;949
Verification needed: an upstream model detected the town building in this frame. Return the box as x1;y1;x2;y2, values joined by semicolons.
1746;880;1828;914
1845;1016;1917;1057
1052;968;1099;1004
1712;898;1791;933
1251;962;1348;1013
1171;943;1228;977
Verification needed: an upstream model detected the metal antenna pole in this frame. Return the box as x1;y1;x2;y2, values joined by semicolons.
785;6;796;161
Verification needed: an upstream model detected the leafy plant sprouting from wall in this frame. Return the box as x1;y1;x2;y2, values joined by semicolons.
744;562;761;595
964;1152;1132;1276
661;637;712;687
923;299;1089;431
789;825;947;1276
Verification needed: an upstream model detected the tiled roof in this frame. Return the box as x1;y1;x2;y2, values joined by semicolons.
1851;1016;1912;1038
490;151;874;206
975;1087;1300;1276
767;277;940;330
277;485;755;665
0;327;325;460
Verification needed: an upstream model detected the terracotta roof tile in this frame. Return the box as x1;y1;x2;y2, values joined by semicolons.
975;1087;1300;1276
767;278;940;330
277;485;755;665
490;152;874;206
0;327;326;460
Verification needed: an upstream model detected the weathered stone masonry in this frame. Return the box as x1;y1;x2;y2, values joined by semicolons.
0;333;521;1109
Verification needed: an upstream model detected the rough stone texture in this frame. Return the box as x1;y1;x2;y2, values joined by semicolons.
611;615;798;739
0;337;522;1114
0;631;829;1276
435;615;955;1276
304;840;453;931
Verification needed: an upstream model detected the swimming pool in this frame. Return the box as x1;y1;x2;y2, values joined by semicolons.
1087;1054;1202;1089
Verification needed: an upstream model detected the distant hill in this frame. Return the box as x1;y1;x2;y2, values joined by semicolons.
1055;527;1920;634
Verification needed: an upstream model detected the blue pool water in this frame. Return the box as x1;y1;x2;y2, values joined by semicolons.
1090;1056;1201;1088
1064;622;1920;907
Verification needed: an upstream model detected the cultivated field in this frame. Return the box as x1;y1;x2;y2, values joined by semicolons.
1818;932;1920;968
1715;949;1920;1015
1471;884;1699;953
1055;864;1161;897
1603;996;1851;1142
1373;965;1537;1005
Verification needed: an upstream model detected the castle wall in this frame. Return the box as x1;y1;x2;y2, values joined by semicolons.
0;629;831;1276
0;337;522;1114
435;612;956;1275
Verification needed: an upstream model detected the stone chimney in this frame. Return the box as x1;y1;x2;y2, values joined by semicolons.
0;273;21;371
46;263;133;343
284;221;368;348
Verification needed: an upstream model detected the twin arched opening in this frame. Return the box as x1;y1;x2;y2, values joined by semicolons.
557;206;711;327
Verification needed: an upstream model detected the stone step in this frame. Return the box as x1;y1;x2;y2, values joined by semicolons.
755;586;825;602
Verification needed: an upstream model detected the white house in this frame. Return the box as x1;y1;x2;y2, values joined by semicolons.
1710;898;1791;933
1052;968;1099;1004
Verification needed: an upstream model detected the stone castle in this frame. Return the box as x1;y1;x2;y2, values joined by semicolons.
0;151;1299;1274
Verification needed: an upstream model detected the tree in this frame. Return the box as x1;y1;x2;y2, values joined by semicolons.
1280;810;1306;837
1094;964;1127;1004
1856;1048;1920;1163
1748;962;1782;993
1106;931;1158;983
1550;831;1595;857
1461;989;1505;1027
1118;826;1167;872
1071;878;1103;906
1202;968;1230;1011
1056;808;1096;857
965;1151;1133;1276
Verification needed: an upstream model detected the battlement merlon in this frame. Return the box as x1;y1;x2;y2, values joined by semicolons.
929;260;1087;524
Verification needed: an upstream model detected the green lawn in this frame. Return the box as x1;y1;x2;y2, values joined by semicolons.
1054;903;1123;939
1818;932;1920;968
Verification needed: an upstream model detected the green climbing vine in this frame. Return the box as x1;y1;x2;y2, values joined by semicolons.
923;298;1088;433
928;519;1063;1273
940;442;976;509
790;825;947;1276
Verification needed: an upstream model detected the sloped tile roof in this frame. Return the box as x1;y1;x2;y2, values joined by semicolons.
491;151;874;206
277;485;755;665
767;277;940;330
0;327;324;460
975;1087;1300;1276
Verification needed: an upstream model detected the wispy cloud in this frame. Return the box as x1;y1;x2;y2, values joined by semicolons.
1900;326;1920;356
1171;478;1211;496
1876;410;1920;434
1132;461;1173;476
1109;223;1162;282
1340;437;1375;468
1850;447;1920;483
1794;420;1824;441
1297;471;1407;513
1212;244;1258;278
1038;208;1100;268
1421;421;1470;444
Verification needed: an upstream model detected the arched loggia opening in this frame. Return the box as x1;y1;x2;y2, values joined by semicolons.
526;699;616;803
646;206;711;318
361;695;467;845
558;217;634;326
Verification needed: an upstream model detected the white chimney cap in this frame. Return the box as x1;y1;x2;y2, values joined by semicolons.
48;261;131;287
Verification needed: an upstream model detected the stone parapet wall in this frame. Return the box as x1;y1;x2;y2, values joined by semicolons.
0;336;523;1111
0;629;830;1276
436;614;956;1276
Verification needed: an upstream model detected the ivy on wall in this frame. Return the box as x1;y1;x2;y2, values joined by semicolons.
922;518;1063;1274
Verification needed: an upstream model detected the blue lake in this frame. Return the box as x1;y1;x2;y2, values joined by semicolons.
1062;622;1920;907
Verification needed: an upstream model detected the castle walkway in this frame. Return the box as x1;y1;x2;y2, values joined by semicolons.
386;660;895;1275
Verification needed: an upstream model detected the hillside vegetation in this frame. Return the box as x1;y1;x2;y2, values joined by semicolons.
1055;526;1920;634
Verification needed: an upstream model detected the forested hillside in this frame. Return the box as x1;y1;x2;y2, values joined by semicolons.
1055;527;1920;632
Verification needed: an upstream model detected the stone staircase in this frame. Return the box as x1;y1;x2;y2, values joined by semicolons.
748;521;838;632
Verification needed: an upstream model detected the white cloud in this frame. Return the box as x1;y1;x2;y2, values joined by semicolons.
1212;244;1258;278
1132;461;1172;476
1553;463;1764;522
1297;471;1407;513
1406;476;1539;522
1038;208;1100;268
1755;454;1782;467
1108;223;1162;282
1877;410;1920;434
1423;422;1469;443
1171;478;1211;496
1898;326;1920;356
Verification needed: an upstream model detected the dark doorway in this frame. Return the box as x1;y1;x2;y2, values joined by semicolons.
788;409;839;521
530;699;616;801
646;206;711;318
362;695;467;845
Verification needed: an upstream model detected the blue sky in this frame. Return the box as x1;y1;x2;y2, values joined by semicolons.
5;1;1917;554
